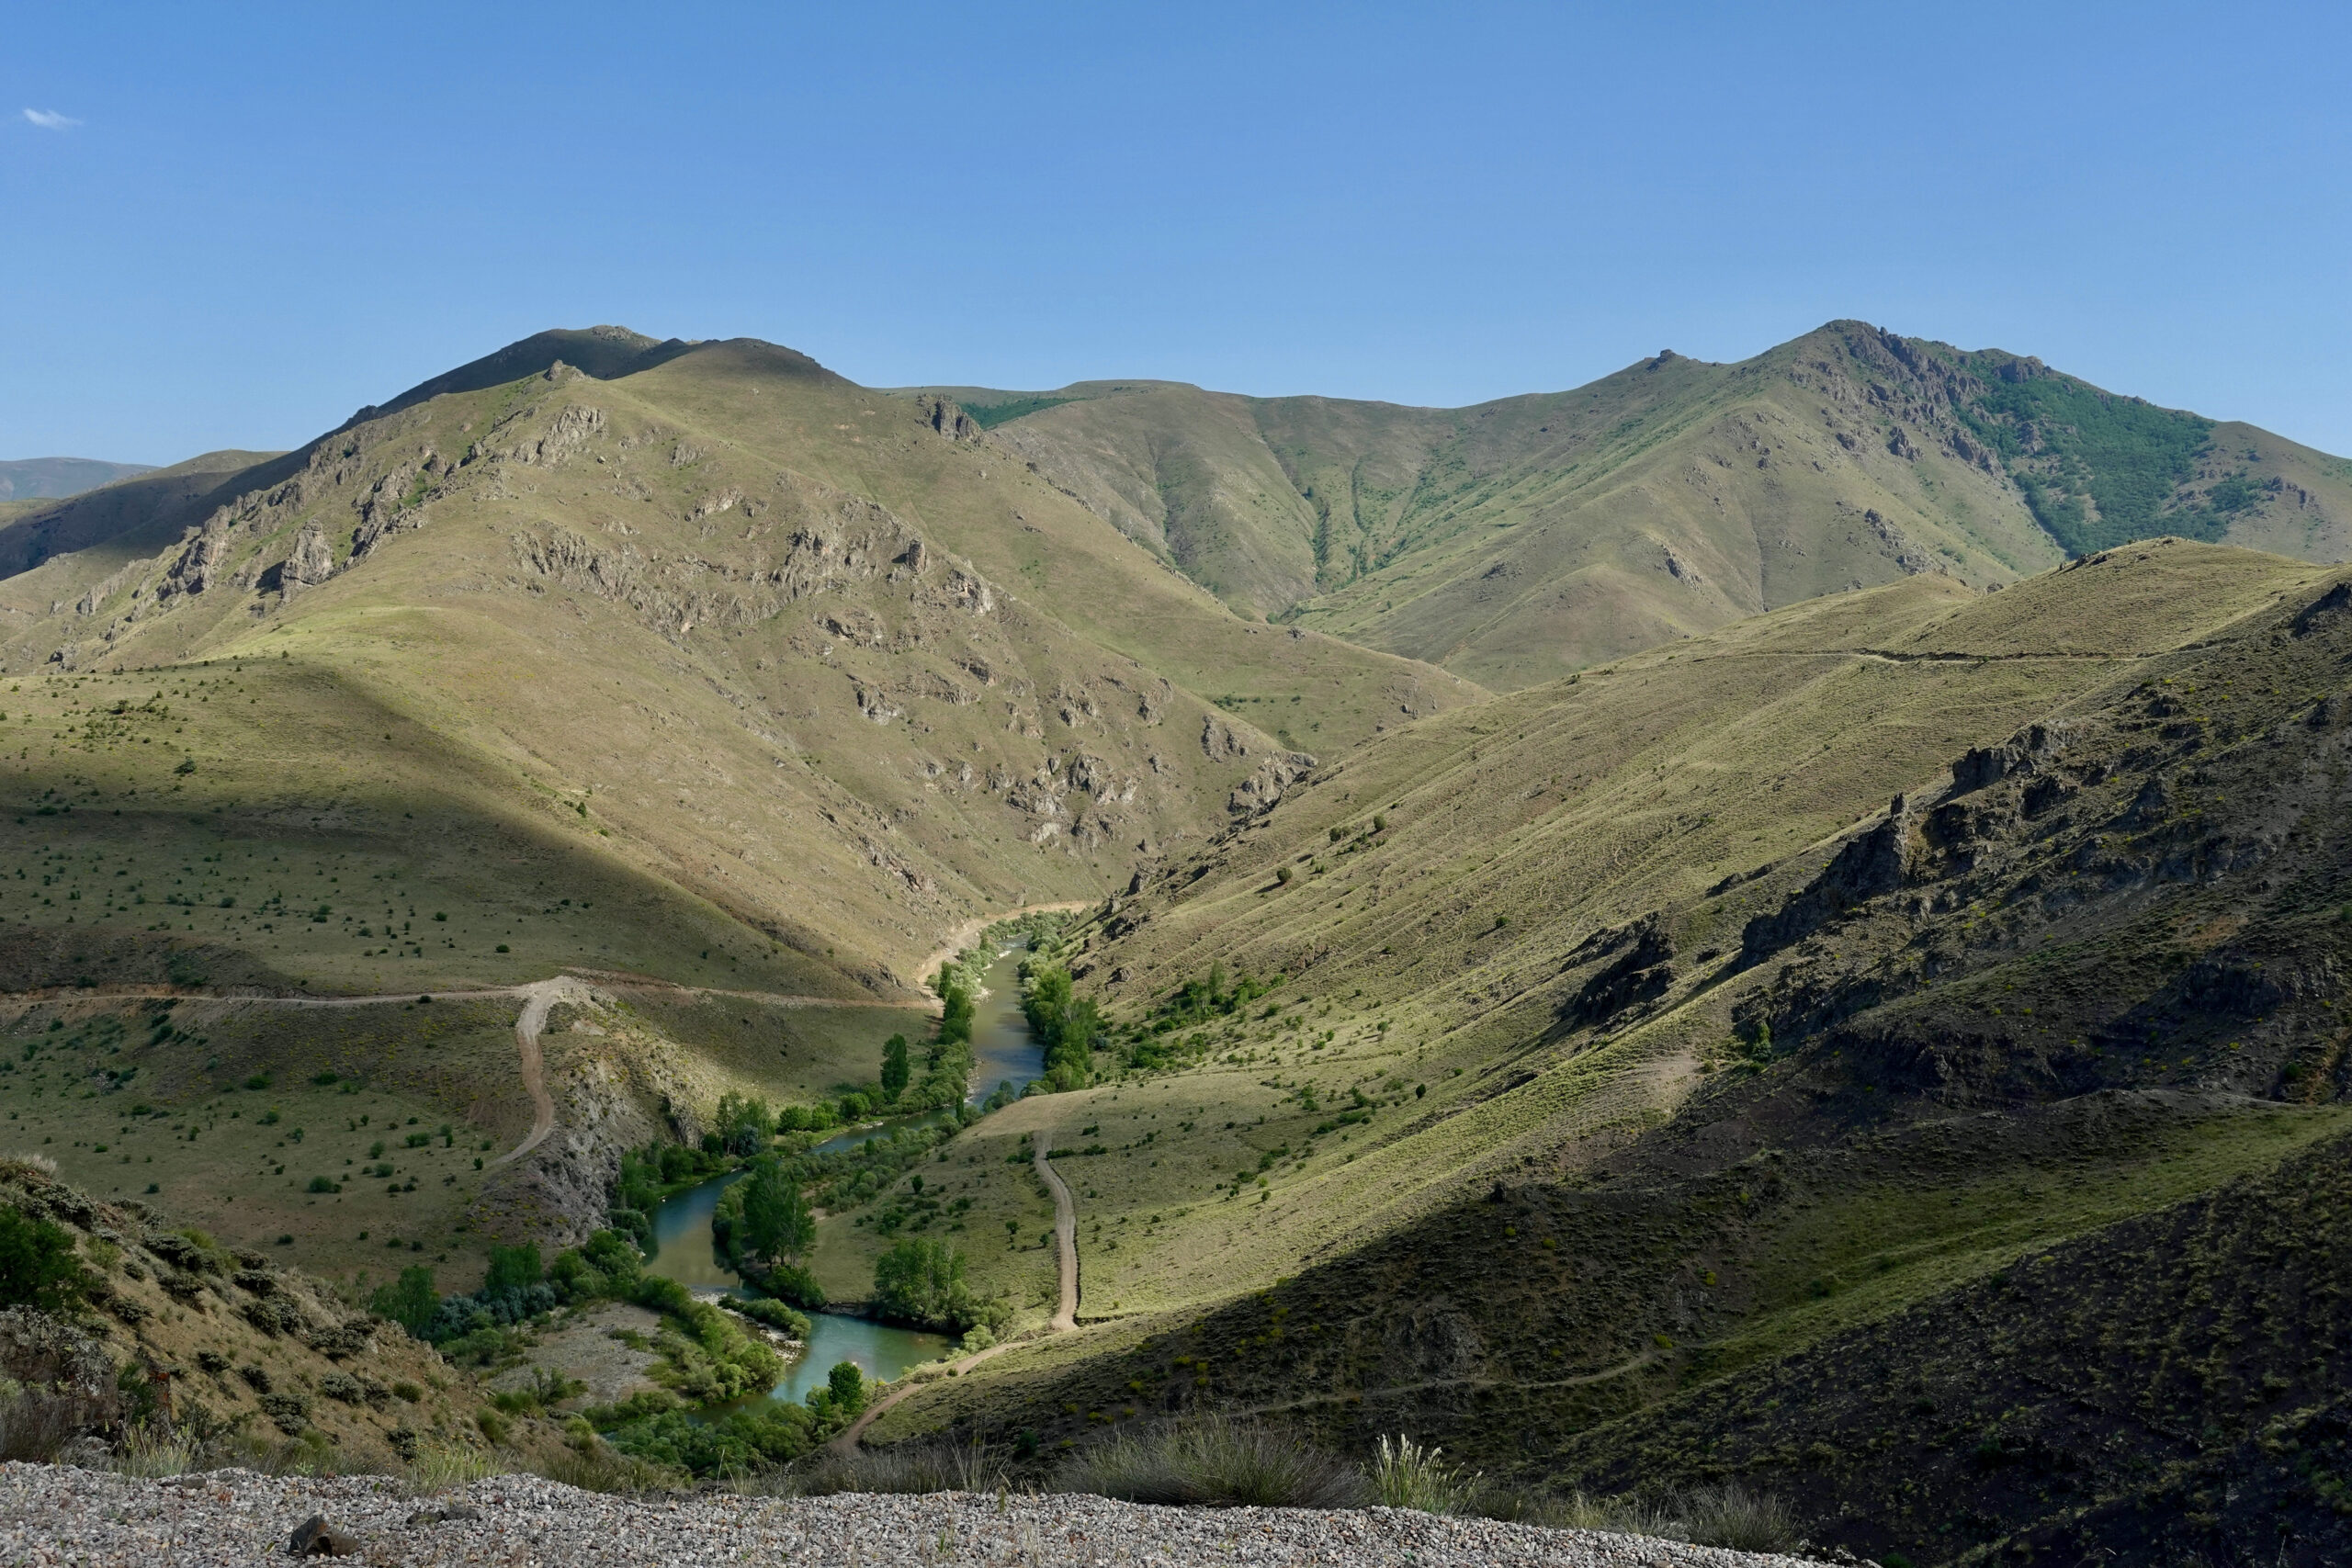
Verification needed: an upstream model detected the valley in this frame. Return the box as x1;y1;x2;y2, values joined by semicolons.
2;323;2349;1563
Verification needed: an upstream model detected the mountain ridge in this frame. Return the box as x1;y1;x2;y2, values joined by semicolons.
922;321;2352;687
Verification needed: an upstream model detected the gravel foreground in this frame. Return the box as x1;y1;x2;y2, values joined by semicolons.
0;1462;1833;1567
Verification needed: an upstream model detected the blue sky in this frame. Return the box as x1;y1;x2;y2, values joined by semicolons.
6;2;2347;463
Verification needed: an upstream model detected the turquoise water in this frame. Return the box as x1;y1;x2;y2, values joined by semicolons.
642;942;1035;1404
806;946;1044;1155
769;1313;951;1404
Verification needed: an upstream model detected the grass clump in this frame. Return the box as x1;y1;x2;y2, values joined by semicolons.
775;1437;1010;1497
1537;1483;1800;1552
1370;1433;1479;1513
1053;1417;1367;1508
402;1438;504;1494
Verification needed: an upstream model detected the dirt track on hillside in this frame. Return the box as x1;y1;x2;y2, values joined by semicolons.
835;1125;1081;1450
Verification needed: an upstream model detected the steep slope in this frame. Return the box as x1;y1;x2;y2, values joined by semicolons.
2;1158;519;1473
0;451;285;581
952;324;2352;689
0;457;156;502
882;547;2352;1564
0;331;1479;1280
806;543;2322;1313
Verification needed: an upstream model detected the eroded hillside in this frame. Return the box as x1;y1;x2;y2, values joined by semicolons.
864;545;2352;1563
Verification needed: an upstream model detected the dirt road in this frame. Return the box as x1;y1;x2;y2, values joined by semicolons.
833;1128;1081;1450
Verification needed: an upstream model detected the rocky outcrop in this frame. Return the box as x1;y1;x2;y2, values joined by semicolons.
510;506;933;641
279;523;336;594
505;402;606;467
1564;914;1677;1027
1227;751;1317;818
921;397;980;443
1740;794;1917;965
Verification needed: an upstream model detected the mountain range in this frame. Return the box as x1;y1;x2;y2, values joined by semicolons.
916;322;2352;689
2;321;2349;1562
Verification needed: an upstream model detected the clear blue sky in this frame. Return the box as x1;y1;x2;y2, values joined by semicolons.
6;2;2347;464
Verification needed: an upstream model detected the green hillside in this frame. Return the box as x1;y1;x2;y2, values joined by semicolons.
942;323;2352;689
852;543;2352;1562
0;330;1481;1291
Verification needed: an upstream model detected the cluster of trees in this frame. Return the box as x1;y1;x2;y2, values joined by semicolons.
870;1236;1006;1337
712;1156;823;1306
1021;964;1105;1092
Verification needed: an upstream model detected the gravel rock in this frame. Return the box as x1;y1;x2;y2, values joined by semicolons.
0;1461;1831;1566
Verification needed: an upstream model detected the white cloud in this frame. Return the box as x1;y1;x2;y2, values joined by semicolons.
23;108;82;130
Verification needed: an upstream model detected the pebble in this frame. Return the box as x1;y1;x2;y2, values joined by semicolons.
0;1461;1831;1566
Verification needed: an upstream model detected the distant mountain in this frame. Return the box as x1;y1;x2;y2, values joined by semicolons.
0;328;1477;996
922;322;2352;689
0;455;155;502
0;449;283;578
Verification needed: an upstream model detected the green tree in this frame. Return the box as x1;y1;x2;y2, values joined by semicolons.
934;972;975;1046
872;1237;990;1331
0;1207;87;1312
369;1265;438;1335
713;1091;773;1156
827;1360;865;1415
483;1242;542;1294
879;1033;910;1103
737;1157;814;1263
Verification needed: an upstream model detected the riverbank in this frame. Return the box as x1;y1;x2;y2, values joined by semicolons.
0;1466;1833;1567
909;900;1093;1001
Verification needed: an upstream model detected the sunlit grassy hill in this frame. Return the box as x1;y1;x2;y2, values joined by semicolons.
933;323;2352;690
0;328;1484;1287
868;542;2352;1562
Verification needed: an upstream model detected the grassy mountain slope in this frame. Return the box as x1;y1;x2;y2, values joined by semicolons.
857;545;2352;1562
806;543;2323;1313
0;457;157;503
0;331;1478;1286
2;1157;523;1474
952;324;2352;690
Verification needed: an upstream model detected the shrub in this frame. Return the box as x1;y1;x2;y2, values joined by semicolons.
781;1438;1006;1496
1055;1418;1367;1508
600;1398;813;1476
0;1208;87;1312
305;1176;339;1194
1371;1434;1478;1514
368;1265;437;1336
725;1296;812;1338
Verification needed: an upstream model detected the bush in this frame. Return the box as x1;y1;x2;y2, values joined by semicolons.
601;1399;814;1477
0;1208;87;1312
782;1438;1006;1496
1371;1435;1478;1514
871;1239;1001;1334
725;1296;812;1338
1054;1418;1368;1508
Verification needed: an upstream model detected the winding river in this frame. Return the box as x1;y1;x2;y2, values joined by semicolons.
645;946;1042;1404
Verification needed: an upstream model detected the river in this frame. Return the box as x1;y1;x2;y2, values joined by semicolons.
644;945;1041;1404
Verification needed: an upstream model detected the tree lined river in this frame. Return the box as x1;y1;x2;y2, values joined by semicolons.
645;946;1042;1403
